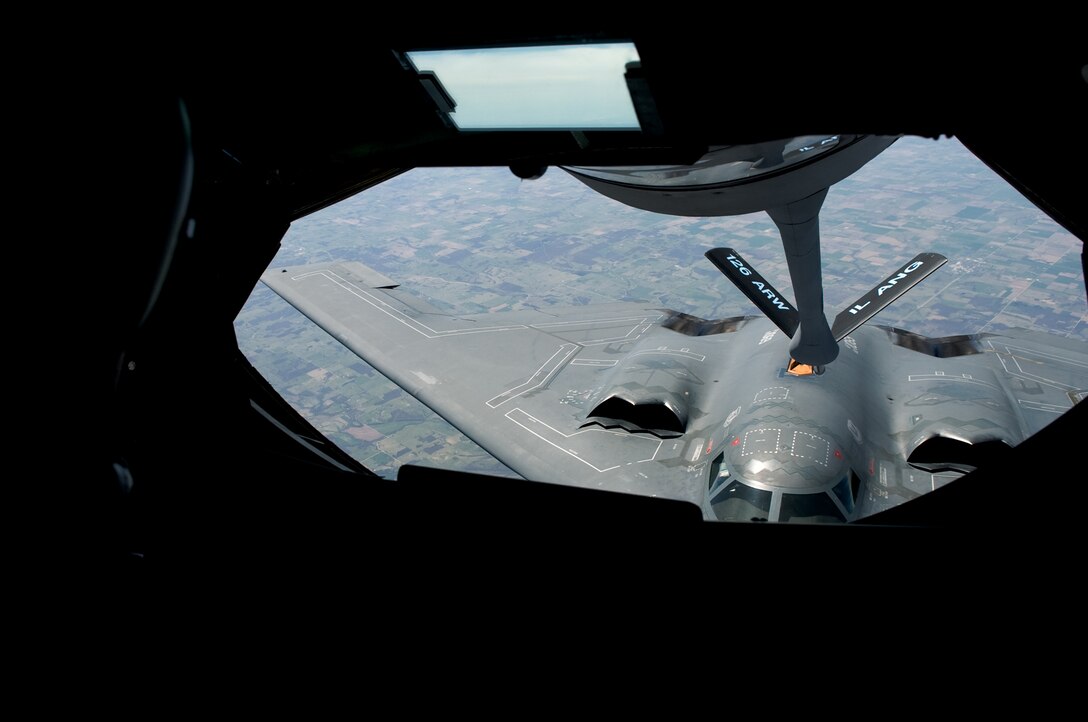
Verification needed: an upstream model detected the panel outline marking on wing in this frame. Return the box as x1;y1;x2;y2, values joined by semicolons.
570;359;619;367
626;348;707;362
485;343;579;408
988;339;1088;392
504;408;663;473
292;270;528;338
532;316;660;346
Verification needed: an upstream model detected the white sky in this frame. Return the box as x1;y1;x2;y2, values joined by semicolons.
408;43;641;130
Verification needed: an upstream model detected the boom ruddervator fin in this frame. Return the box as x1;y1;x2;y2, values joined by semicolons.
830;252;947;340
707;248;948;355
705;247;799;337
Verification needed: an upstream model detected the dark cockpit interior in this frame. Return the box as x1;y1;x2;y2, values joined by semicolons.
51;26;1086;570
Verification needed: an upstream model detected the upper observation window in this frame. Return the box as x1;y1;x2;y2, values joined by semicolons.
406;43;642;130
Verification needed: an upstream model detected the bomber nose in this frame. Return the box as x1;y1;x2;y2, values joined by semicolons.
706;469;854;524
711;418;856;523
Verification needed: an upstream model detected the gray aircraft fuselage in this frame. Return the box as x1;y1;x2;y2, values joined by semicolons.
263;257;1084;524
703;327;862;522
593;319;869;523
262;131;1084;523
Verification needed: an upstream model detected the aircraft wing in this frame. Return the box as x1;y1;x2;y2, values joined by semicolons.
263;260;1087;522
261;261;756;505
846;323;1087;516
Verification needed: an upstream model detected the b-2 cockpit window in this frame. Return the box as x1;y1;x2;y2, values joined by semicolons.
710;480;772;522
779;492;847;524
831;476;855;515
